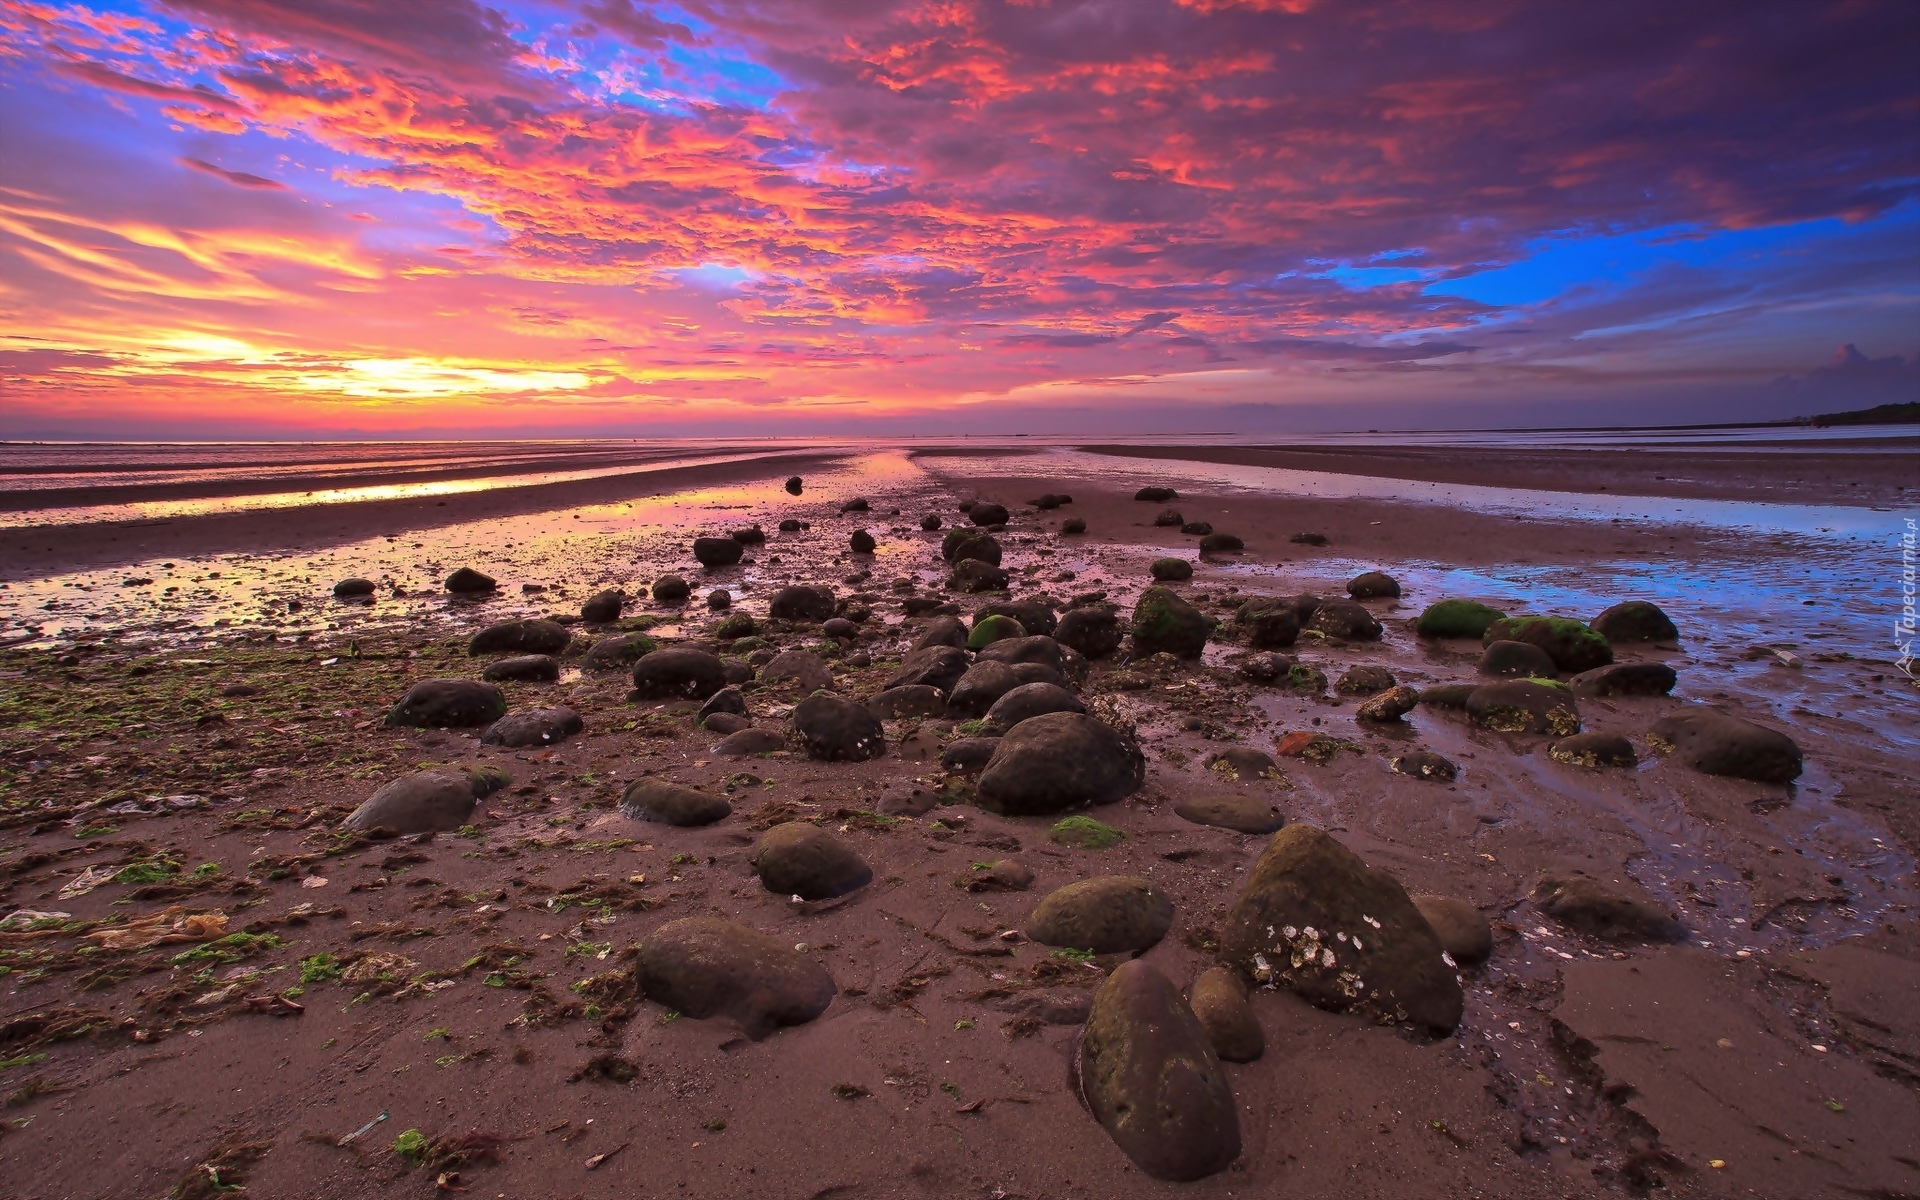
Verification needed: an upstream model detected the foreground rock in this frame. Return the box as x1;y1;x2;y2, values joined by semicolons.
768;585;835;621
1409;894;1493;966
1533;871;1686;942
792;694;885;761
1650;709;1803;782
1080;960;1241;1182
976;713;1144;815
1027;876;1173;954
468;618;570;656
1483;615;1613;673
1150;557;1192;582
1480;639;1559;679
866;685;947;719
1354;685;1419;723
1221;824;1463;1035
1188;966;1264;1062
482;654;559;682
1054;605;1123;658
650;575;690;604
886;645;969;693
1390;750;1458;781
1466;680;1581;735
1548;731;1638;767
985;681;1083;729
444;567;496;594
631;647;728;700
620;778;731;827
761;648;834;694
580;632;655;671
1130;586;1209;658
1347;570;1400;599
948;559;1010;592
976;599;1057;637
1174;794;1284;834
1307;598;1382;641
1238;599;1299;649
481;706;583;747
714;728;788;757
342;765;509;834
1415;598;1505;639
581;588;624;623
634;917;836;1040
1592;599;1678;643
385;679;507;728
753;822;873;899
946;661;1021;715
1569;662;1676;697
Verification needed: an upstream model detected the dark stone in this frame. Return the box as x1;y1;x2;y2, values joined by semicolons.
707;589;732;610
1482;616;1613;674
1174;794;1284;834
985;682;1084;730
1347;571;1401;599
942;529;1002;565
651;575;691;604
1153;508;1185;527
703;712;751;735
1180;520;1213;536
1238;652;1292;682
1335;665;1396;695
1548;731;1638;768
714;612;758;640
1130;586;1209;658
1466;680;1581;736
867;685;947;719
1027;876;1173;954
1480;640;1560;679
1355;685;1421;723
1417;684;1477;709
887;644;969;692
1055;605;1123;658
849;529;876;554
876;783;941;817
762;648;834;694
482;706;583;747
912;616;968;650
1030;493;1066;510
713;727;788;757
1221;824;1463;1035
778;518;802;532
1592;600;1678;643
693;537;744;568
921;514;942;531
1199;532;1243;554
482;654;559;682
1650;710;1802;783
581;588;625;623
1205;747;1282;781
1569;662;1676;697
975;634;1065;672
940;737;1000;774
769;585;836;621
622;778;731;827
444;567;497;594
948;559;1010;592
840;497;869;512
792;694;885;761
469;619;570;656
1188;966;1263;1062
753;822;872;899
956;859;1033;891
822;617;860;640
1150;556;1193;582
580;632;656;671
333;578;376;598
630;647;729;700
902;596;956;618
721;659;753;686
1060;517;1088;534
1080;960;1241;1182
1391;750;1458;781
975;599;1057;637
947;661;1022;715
1134;486;1178;502
342;766;508;834
1410;895;1493;966
1238;601;1299;650
1307;599;1382;641
1533;871;1685;942
385;679;507;728
731;526;766;545
634;917;835;1040
976;712;1144;815
969;503;1010;526
699;687;749;720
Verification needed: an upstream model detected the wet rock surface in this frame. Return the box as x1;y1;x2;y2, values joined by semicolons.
1466;679;1581;735
1130;586;1209;658
1651;709;1803;782
1533;871;1686;942
1027;876;1173;954
976;712;1145;815
1410;894;1493;966
1174;793;1284;834
634;917;836;1040
631;647;729;700
791;693;885;761
753;822;873;900
1188;965;1264;1062
469;618;570;656
481;653;559;682
342;765;508;833
385;679;507;727
481;705;583;747
620;778;732;827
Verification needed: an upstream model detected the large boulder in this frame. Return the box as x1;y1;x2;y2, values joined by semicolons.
791;694;885;761
1650;710;1802;783
761;648;835;694
342;766;508;834
966;613;1025;649
976;634;1066;672
385;679;506;728
974;600;1057;638
481;706;583;747
1415;599;1505;639
1188;966;1264;1062
946;661;1022;715
948;559;1010;593
866;685;947;719
1569;662;1676;697
581;588;625;624
942;528;1002;566
482;654;559;682
1480;640;1559;679
768;585;835;621
1150;557;1193;582
1055;605;1123;658
1220;824;1463;1035
913;615;968;650
468;619;570;656
886;644;969;693
620;778;731;827
1027;876;1172;954
444;567;496;594
693;536;744;568
1466;680;1581;736
1532;871;1685;942
580;632;656;671
1482;616;1612;674
1592;600;1678;644
1306;599;1382;641
1548;731;1638;768
650;575;691;604
631;647;728;700
1237;600;1299;649
1347;571;1400;599
753;822;872;900
985;682;1083;730
1130;586;1209;659
1198;532;1243;554
968;502;1010;527
976;713;1144;815
634;917;836;1040
1080;961;1241;1182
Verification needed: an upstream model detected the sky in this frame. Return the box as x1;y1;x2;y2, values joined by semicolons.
0;0;1916;439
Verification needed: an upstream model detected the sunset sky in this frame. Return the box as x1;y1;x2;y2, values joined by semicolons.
1;0;1915;438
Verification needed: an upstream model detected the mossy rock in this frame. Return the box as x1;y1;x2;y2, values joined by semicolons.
1130;585;1209;659
966;614;1026;650
1482;615;1612;673
1591;600;1678;644
1050;815;1124;850
1150;557;1193;582
1416;599;1505;639
715;612;758;640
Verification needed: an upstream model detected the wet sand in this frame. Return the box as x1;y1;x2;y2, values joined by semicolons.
1;441;1916;1200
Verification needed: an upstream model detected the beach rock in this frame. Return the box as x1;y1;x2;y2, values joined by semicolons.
1466;680;1580;735
821;617;859;640
468;618;570;656
703;712;751;734
1480;639;1560;679
976;635;1066;672
976;712;1144;815
912;616;968;650
1080;960;1241;1182
840;497;869;513
866;685;947;719
1130;586;1209;658
967;613;1025;649
782;475;803;495
849;529;876;554
1347;571;1401;599
714;728;788;757
1415;599;1505;639
975;600;1057;638
482;654;559;683
481;706;583;748
941;737;1000;774
634;917;835;1040
1650;710;1802;783
1205;747;1282;782
444;567;497;594
620;778;731;827
949;559;1010;592
1238;652;1292;682
1188;966;1264;1063
1290;532;1328;546
333;578;376;598
959;859;1034;892
1548;731;1638;768
969;503;1010;527
1150;556;1193;582
1199;532;1244;554
1238;600;1299;649
1174;794;1284;834
651;575;691;604
986;682;1084;730
887;644;969;693
1355;685;1420;723
1060;517;1087;534
1055;605;1123;658
731;526;766;545
1569;662;1676;697
1335;665;1396;695
762;649;835;694
581;588;624;623
1153;508;1185;527
777;518;802;532
693;537;744;568
1417;684;1477;709
753;822;872;899
1532;871;1685;942
1391;750;1458;781
385;679;507;728
580;632;656;671
1288;593;1323;623
1410;895;1493;966
875;781;941;817
1483;616;1613;674
342;766;508;834
1284;663;1329;693
1306;599;1382;641
1134;486;1178;502
947;661;1022;715
1180;520;1212;536
1222;824;1463;1035
631;647;729;700
943;528;1002;565
1030;493;1066;510
768;585;835;622
1592;600;1679;644
698;687;749;720
714;612;757;640
792;694;885;761
1027;876;1172;954
921;514;942;531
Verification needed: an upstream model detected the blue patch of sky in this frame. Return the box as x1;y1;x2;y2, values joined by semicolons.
499;0;788;113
